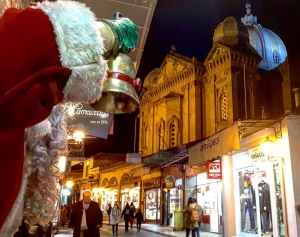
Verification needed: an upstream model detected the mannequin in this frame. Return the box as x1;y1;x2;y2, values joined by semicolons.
258;180;272;232
240;173;255;231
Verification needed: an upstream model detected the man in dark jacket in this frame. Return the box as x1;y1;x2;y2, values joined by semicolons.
70;191;103;237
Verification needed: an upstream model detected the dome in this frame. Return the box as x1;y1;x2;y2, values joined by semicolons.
241;3;287;71
213;16;250;47
143;68;159;89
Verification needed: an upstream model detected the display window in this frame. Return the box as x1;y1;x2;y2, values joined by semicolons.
145;189;160;221
121;187;140;210
234;152;286;237
101;189;117;212
196;173;222;233
168;179;183;226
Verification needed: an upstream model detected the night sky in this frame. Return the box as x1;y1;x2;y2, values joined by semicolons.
85;0;300;156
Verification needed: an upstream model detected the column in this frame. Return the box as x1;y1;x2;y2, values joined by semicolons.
222;154;237;237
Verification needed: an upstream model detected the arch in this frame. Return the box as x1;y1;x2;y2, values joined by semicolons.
121;173;131;184
101;178;109;187
109;177;118;187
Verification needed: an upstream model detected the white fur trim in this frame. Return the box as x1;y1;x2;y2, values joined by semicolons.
36;0;107;102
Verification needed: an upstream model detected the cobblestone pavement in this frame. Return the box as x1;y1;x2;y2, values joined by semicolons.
54;223;221;237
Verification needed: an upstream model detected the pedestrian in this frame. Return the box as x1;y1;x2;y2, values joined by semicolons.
121;203;132;232
60;205;68;227
129;202;136;228
107;203;112;226
192;198;203;237
184;197;197;237
110;203;121;236
135;209;144;231
69;191;103;237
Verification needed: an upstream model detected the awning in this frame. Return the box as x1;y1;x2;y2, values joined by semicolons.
143;150;177;166
189;123;240;166
159;149;189;168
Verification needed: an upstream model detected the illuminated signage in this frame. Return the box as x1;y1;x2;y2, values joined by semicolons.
207;161;222;179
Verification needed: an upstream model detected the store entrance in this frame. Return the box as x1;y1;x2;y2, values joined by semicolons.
235;161;286;237
144;188;160;223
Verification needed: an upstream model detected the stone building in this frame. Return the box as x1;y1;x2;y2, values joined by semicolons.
138;3;300;236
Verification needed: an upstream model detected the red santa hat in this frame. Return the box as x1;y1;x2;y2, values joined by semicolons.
0;1;107;235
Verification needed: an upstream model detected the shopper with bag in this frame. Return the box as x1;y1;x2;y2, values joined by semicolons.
129;202;136;229
192;198;203;237
184;197;197;237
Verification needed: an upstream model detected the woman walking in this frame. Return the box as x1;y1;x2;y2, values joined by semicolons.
110;203;121;236
184;197;197;237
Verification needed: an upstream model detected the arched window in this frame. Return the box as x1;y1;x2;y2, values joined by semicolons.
169;116;179;147
157;119;165;150
217;87;228;122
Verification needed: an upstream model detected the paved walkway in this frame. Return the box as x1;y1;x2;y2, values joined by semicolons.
54;221;222;237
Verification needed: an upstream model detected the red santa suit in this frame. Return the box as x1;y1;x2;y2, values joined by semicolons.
0;1;107;235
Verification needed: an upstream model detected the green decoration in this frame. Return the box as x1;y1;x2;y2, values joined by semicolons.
100;17;138;57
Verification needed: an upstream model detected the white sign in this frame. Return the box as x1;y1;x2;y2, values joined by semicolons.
126;153;141;163
189;123;240;166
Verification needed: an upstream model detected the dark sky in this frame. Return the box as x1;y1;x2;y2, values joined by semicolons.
137;0;300;80
85;0;300;156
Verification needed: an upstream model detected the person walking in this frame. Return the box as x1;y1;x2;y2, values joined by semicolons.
184;197;197;237
60;205;68;227
129;202;136;229
121;203;132;232
192;198;203;237
110;203;121;236
106;203;112;226
135;209;144;231
69;191;103;237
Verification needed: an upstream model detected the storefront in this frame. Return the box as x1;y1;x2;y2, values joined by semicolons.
100;178;118;213
165;178;183;227
144;177;161;222
233;147;286;237
120;174;141;210
189;118;300;236
196;172;222;233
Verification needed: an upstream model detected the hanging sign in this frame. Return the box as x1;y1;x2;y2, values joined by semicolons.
207;161;222;179
61;103;113;139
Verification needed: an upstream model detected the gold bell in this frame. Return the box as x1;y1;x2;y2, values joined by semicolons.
90;53;140;114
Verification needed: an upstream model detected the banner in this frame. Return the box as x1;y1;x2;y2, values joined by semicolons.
61;103;113;139
189;123;240;166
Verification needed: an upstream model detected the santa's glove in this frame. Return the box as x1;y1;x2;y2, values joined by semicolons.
0;66;71;131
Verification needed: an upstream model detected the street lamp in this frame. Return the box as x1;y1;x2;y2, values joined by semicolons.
73;131;85;142
66;180;74;189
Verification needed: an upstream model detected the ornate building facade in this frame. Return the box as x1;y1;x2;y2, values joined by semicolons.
139;3;300;156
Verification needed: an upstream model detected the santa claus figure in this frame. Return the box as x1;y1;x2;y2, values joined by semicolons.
0;1;138;236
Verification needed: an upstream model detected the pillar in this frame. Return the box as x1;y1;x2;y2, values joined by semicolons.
222;154;237;237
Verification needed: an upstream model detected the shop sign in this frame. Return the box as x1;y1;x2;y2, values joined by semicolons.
207;161;222;179
189;123;240;166
126;153;141;163
61;103;113;139
248;146;267;162
143;178;160;189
